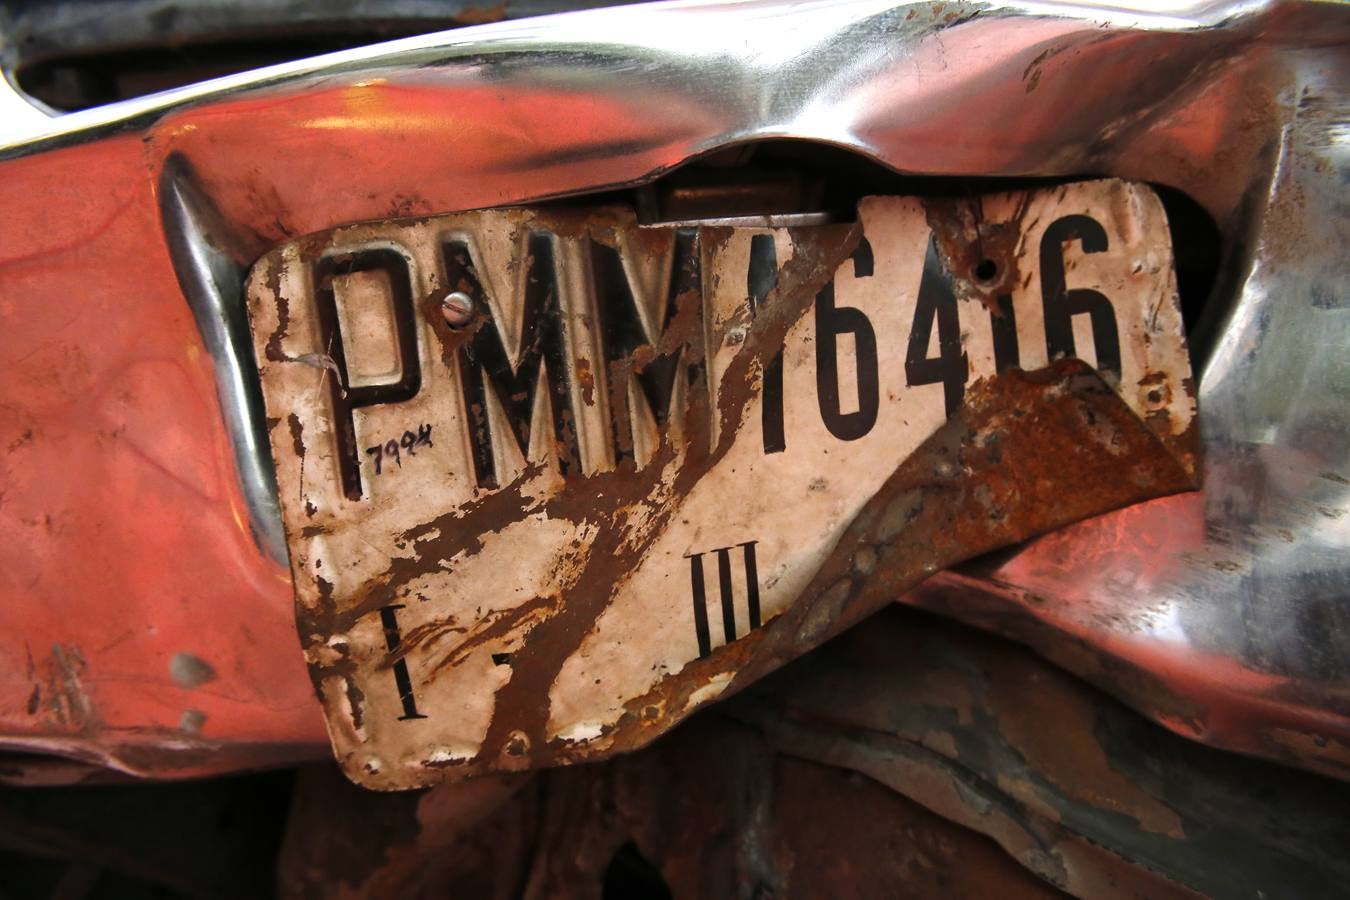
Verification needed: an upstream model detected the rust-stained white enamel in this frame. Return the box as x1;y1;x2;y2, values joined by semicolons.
247;180;1192;788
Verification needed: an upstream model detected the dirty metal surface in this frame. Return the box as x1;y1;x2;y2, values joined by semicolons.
248;179;1196;788
0;0;1342;782
724;608;1350;900
276;608;1350;899
277;726;1072;900
0;768;292;897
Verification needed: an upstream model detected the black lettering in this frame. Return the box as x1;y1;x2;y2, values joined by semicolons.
740;540;761;630
378;604;427;721
687;552;712;660
443;234;580;489
815;239;879;440
748;235;786;454
715;547;737;643
1040;215;1121;379
685;540;762;659
905;238;968;417
594;230;703;468
313;248;421;500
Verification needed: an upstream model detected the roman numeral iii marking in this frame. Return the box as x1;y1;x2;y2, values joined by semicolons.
686;541;762;659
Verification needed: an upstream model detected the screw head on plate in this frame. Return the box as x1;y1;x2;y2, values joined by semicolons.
441;291;475;327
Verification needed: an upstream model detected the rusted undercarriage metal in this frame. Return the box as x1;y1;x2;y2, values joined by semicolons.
905;557;1350;783
278;732;1068;900
276;608;1350;900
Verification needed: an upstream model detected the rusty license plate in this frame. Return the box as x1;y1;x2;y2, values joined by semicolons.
247;179;1194;788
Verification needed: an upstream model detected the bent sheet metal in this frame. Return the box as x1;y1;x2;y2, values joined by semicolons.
247;179;1197;788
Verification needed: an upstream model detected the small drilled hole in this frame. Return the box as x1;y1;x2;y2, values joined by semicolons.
974;259;998;282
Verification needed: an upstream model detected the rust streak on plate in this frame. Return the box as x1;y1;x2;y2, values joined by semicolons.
246;179;1196;788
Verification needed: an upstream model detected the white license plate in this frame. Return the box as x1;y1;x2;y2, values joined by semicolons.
247;179;1193;788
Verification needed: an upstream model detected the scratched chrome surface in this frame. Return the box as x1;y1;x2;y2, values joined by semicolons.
0;0;1344;779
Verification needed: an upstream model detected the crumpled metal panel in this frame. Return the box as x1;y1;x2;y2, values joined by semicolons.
276;744;1076;900
902;33;1350;779
274;608;1350;899
0;0;1344;779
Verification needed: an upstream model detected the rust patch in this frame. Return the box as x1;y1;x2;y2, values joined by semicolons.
924;193;1034;312
574;357;595;406
455;1;509;25
987;663;1185;837
285;412;305;459
263;263;290;363
722;360;1196;698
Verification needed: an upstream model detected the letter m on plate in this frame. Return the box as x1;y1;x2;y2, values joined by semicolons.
442;233;581;489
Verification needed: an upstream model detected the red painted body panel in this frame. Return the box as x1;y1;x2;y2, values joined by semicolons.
0;136;326;775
